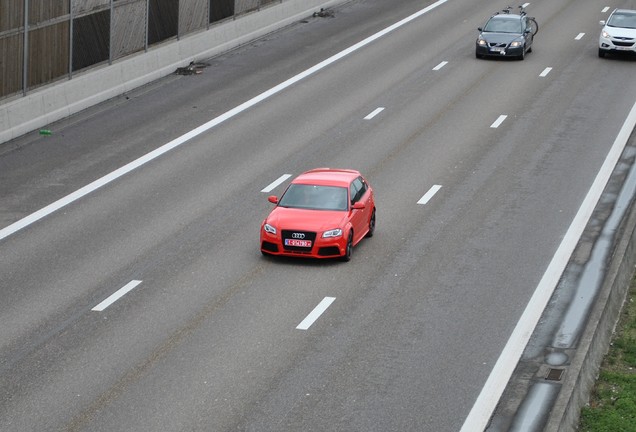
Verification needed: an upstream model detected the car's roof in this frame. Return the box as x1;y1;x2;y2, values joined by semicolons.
490;13;522;20
292;168;362;187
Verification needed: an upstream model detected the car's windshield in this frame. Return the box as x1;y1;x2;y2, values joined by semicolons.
278;184;348;211
608;12;636;29
484;17;522;33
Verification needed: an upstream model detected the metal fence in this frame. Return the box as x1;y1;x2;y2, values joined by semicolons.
0;0;281;99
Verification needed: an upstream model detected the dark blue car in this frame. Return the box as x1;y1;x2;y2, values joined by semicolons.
476;7;538;60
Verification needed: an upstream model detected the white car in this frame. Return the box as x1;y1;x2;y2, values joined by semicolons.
599;9;636;58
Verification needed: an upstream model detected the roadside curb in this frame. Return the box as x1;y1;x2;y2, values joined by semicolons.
545;128;636;430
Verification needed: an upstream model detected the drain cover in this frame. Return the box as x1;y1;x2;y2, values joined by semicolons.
545;368;564;381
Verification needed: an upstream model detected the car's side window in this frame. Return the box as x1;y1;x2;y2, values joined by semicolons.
361;178;369;194
357;178;368;198
350;182;359;204
351;177;367;203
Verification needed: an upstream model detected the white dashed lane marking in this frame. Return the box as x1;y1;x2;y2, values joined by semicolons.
490;115;508;129
418;185;442;205
262;174;292;193
296;297;336;330
92;280;142;312
364;107;385;120
432;61;448;71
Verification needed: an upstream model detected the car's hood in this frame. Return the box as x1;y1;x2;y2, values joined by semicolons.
604;26;636;38
266;207;348;232
481;32;523;43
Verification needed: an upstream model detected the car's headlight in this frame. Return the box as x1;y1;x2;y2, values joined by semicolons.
477;39;487;46
601;30;610;38
264;223;277;234
322;228;343;238
510;41;521;47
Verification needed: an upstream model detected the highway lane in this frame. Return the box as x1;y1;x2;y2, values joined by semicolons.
1;0;635;430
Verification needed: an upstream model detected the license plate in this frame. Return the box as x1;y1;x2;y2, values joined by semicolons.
285;239;312;247
491;47;505;53
616;46;632;51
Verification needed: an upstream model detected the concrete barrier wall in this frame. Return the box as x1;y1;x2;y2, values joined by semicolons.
0;0;345;145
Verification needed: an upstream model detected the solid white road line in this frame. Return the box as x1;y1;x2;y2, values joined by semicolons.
0;0;450;243
296;297;336;330
417;185;442;205
460;100;636;431
490;115;507;128
575;33;585;40
261;174;292;193
92;280;142;312
364;107;385;120
539;67;552;77
432;61;448;71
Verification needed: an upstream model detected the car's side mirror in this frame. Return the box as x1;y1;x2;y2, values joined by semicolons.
352;202;365;210
268;196;278;204
599;20;606;26
478;27;483;31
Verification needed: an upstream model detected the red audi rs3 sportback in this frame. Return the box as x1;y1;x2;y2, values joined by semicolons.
260;168;375;261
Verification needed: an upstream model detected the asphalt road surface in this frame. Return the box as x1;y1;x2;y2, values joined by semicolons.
1;0;635;431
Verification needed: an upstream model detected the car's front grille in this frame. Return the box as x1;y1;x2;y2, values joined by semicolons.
489;42;507;47
281;230;317;252
613;40;634;47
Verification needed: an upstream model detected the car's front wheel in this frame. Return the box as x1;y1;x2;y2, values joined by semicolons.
518;47;525;60
365;209;376;238
341;231;353;262
598;48;606;58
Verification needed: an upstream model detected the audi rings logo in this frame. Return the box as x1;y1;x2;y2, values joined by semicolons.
291;233;305;239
